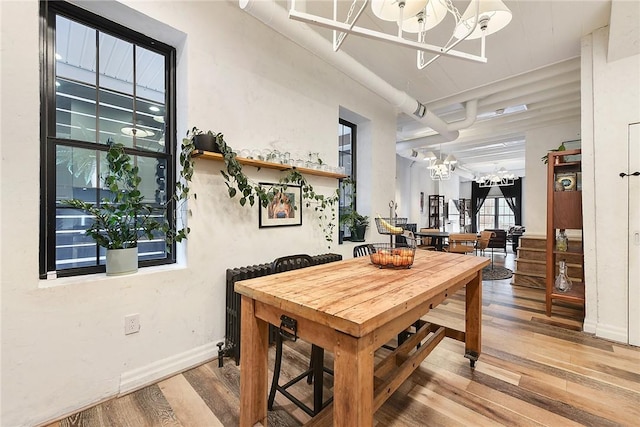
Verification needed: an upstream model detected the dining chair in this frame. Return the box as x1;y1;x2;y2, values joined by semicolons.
476;230;494;254
476;230;497;268
445;233;477;254
417;228;439;250
353;243;374;258
267;254;333;417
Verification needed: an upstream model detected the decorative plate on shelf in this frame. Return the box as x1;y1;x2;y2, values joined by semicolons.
555;172;576;191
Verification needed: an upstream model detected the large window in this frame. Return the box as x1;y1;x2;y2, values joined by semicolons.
338;119;356;242
40;2;176;278
477;197;515;230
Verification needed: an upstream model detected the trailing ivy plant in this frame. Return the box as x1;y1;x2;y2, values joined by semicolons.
280;169;340;246
186;126;340;246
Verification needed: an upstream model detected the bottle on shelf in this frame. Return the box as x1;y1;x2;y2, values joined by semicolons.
556;229;568;252
554;260;573;292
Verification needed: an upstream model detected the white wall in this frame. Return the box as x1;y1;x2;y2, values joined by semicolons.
581;25;640;343
437;176;461;232
523;121;581;236
395;157;437;228
0;1;397;425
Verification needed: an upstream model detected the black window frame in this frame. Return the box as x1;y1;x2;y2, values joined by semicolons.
39;1;177;278
476;196;516;231
338;118;357;243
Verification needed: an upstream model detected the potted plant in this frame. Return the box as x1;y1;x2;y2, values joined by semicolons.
340;208;369;242
191;128;221;153
541;142;566;164
63;140;193;275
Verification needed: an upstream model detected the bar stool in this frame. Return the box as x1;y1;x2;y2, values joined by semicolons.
267;255;333;416
353;243;373;258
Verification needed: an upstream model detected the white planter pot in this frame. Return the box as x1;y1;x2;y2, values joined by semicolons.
106;247;138;276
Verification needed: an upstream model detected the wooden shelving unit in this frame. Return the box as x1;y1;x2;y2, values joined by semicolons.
428;195;444;229
546;148;584;316
192;150;348;179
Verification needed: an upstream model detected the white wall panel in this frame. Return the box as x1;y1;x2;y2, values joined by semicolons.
582;26;640;343
628;123;640;346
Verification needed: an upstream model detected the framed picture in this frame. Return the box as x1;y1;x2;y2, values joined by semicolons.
259;184;303;228
555;172;577;191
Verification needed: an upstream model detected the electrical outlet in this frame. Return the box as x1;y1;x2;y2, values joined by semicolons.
124;314;140;335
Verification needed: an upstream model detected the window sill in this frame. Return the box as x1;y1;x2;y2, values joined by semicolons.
38;263;187;289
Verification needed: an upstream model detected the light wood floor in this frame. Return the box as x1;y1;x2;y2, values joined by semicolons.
46;252;640;426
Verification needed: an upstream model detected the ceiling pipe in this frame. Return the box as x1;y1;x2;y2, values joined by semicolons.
446;99;478;132
396;134;450;154
423;57;580;111
404;110;581;151
238;0;467;142
400;83;580;142
400;72;579;138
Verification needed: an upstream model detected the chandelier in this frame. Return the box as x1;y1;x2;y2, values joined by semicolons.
288;0;513;69
420;150;457;181
475;167;516;187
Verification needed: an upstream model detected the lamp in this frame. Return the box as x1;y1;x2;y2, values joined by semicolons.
400;0;448;33
371;0;428;22
475;166;516;187
426;149;455;181
288;0;512;69
454;0;513;40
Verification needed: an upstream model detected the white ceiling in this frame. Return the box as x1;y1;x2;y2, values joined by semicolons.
295;0;612;177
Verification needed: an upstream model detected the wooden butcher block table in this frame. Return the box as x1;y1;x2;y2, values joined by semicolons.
236;250;489;426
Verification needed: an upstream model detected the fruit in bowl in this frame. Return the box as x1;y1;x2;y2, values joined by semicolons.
369;245;415;268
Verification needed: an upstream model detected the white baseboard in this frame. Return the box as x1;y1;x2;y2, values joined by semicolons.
595;323;628;344
119;341;219;396
583;316;597;334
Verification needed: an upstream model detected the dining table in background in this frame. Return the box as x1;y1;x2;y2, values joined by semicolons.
415;230;450;251
235;250;489;426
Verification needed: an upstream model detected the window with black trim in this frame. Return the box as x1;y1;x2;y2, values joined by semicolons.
338;119;356;242
477;197;515;231
40;1;176;278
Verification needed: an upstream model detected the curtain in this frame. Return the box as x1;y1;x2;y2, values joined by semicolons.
471;182;491;233
499;178;522;225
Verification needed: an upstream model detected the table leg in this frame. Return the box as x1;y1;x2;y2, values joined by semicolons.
333;333;375;426
240;295;269;426
464;271;482;368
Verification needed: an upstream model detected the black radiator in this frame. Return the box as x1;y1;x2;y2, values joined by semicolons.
220;253;343;366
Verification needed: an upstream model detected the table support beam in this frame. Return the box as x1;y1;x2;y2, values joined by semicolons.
333;332;375;426
465;271;482;367
239;295;269;427
373;325;445;411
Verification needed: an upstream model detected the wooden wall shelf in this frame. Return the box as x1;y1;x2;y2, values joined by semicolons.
192;150;347;179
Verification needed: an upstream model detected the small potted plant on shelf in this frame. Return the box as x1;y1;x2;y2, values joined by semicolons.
190;128;221;153
62;140;194;276
541;142;566;164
